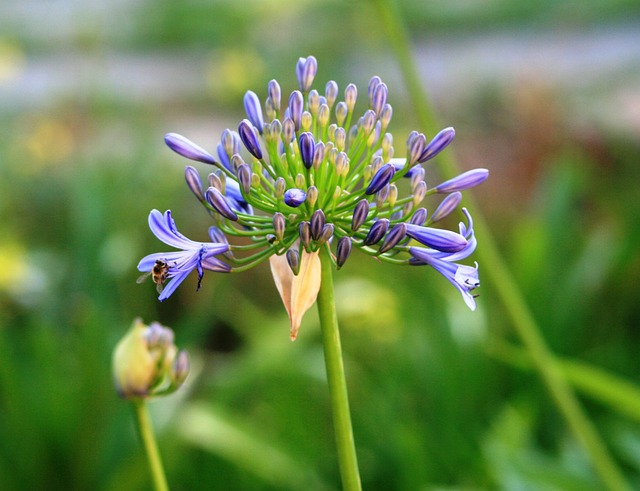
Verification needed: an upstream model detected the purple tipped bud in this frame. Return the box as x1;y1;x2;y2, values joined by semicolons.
296;56;317;92
273;212;286;241
299;132;315;169
380;104;393;130
419;127;455;163
410;207;428;226
208;172;223;192
407;132;426;166
299;221;312;250
310;209;326;240
284;188;307;208
237;163;252;195
371;82;388;116
171;350;190;387
318;103;330;127
165;133;216;165
313;141;325;169
325;80;339;108
405;223;467;253
243;91;264;134
352;199;370;231
344;83;357;112
185;166;205;202
336;236;352;268
434;168;489;193
431;192;462;222
363;219;390;246
410;166;426;189
286;249;301;275
367;76;381;104
289;90;304;130
334;127;346;152
412;180;427;206
268;79;281;111
378;222;407;253
206;187;239;221
361;110;376;136
282;118;295;143
317;223;334;246
238;119;263;160
335;101;348;127
366;163;396;195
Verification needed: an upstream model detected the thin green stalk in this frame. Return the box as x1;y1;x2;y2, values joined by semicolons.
316;249;362;491
132;399;170;491
370;1;629;490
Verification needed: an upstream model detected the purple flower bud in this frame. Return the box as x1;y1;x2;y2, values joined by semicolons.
286;249;300;275
434;168;489;193
317;103;330;127
352;199;370;231
296;56;317;92
238;119;263;160
405;223;467;253
237;163;252;195
410;207;428;226
243;90;264;134
268;79;281;111
299;132;315;169
336;236;352;268
299;221;311;249
306;186;318;207
363;219;390;246
316;223;334;246
412;180;427;206
380;104;393;130
282;118;295;143
284;188;307;208
289;90;304;130
366;163;395;195
335;101;348;127
378;222;407;253
431;192;462;222
216;142;232;171
310;209;326;240
206;187;239;221
334;127;346;151
165;133;216;165
368;76;381;103
419;127;455;163
313;141;325;169
407;132;426;166
273;212;286;241
325;80;338;108
344;83;357;112
184;166;204;202
371;82;388;116
361;110;376;136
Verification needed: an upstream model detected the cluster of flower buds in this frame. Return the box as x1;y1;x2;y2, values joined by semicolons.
112;318;190;399
138;56;488;338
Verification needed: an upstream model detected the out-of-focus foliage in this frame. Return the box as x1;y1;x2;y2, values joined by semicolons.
1;0;640;489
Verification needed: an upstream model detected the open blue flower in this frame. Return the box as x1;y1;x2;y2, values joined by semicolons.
137;210;230;301
409;209;479;309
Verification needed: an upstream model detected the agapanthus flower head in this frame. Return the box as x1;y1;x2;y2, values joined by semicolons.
142;56;488;337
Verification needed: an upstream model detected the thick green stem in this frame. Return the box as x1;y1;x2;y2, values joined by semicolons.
316;249;362;491
132;399;170;491
371;1;629;489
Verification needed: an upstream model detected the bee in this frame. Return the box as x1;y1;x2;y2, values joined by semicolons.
137;259;170;294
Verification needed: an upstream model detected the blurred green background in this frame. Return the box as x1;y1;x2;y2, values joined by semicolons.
1;0;640;489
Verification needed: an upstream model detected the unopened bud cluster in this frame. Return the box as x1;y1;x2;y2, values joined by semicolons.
112;318;189;399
